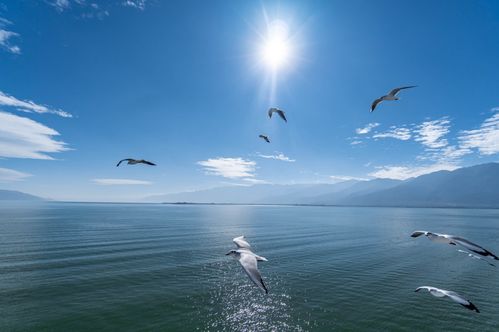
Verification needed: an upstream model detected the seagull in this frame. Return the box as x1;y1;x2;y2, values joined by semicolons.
259;134;270;143
411;230;499;260
458;249;496;267
226;236;268;294
268;107;287;122
116;159;156;167
415;286;479;313
370;86;417;112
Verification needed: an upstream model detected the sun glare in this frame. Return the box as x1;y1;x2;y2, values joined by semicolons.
260;20;291;70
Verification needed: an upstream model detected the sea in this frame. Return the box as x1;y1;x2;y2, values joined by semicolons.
0;202;498;331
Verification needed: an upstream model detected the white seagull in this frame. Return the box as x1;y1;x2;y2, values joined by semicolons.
268;107;287;122
415;286;479;313
411;230;499;260
116;158;156;167
370;86;417;112
226;236;268;294
458;249;496;267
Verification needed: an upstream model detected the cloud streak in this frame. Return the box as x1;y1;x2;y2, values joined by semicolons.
197;157;256;179
0;167;32;182
373;127;412;141
414;119;450;149
92;178;152;185
0;111;69;159
257;152;295;162
0;91;72;118
356;122;379;135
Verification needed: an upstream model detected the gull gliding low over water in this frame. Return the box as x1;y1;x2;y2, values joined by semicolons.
370;86;417;112
268;107;287;122
259;134;270;143
415;286;480;313
116;159;157;167
411;230;499;260
226;236;268;294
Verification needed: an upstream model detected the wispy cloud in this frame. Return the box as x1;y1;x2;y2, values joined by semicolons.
414;118;450;149
458;109;499;156
0;18;20;54
0;111;69;159
197;157;256;179
356;122;380;135
0;167;32;182
257;152;295;162
92;178;152;185
368;163;459;180
0;91;72;117
329;175;367;182
123;0;147;10
350;140;362;145
373;127;412;141
242;178;270;184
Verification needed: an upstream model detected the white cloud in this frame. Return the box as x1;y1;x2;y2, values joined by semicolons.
414;118;450;148
92;178;152;185
257;152;295;162
0;167;32;182
369;163;459;180
0;29;20;54
458;110;499;155
356;122;380;135
123;0;146;10
373;127;411;141
0;111;69;159
197;157;256;179
350;140;362;145
50;0;70;11
329;175;367;182
0;91;72;118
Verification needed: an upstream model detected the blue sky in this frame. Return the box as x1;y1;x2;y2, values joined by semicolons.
0;0;498;201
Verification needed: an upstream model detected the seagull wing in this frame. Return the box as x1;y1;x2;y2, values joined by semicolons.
233;236;251;249
140;160;156;166
277;110;287;122
239;251;268;293
411;231;428;238
443;290;480;313
268;108;274;118
371;97;384;112
458;249;496;266
450;236;499;260
259;135;270;143
116;159;132;167
388;85;417;97
415;286;445;297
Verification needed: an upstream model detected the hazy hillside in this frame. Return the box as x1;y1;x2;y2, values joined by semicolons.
146;163;499;208
0;190;43;201
340;163;499;208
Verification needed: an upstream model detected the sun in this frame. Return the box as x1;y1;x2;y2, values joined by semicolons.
260;20;291;70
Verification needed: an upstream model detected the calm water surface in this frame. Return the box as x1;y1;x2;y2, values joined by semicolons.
0;202;498;331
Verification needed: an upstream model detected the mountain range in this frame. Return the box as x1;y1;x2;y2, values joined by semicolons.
146;163;499;208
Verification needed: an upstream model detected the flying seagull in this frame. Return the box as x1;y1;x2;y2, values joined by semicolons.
268;107;287;122
370;86;417;112
226;236;268;294
458;249;496;267
411;231;499;260
116;159;156;167
415;286;479;313
259;134;270;143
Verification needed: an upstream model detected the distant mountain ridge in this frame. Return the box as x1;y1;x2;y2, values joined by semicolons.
0;190;43;201
146;163;499;208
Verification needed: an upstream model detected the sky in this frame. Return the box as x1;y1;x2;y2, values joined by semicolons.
0;0;498;202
